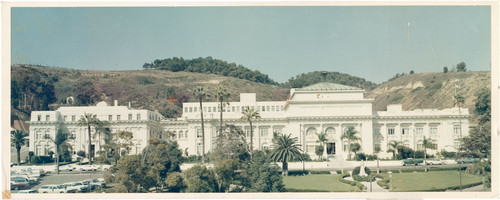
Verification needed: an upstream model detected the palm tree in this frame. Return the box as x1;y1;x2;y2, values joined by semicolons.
45;129;70;174
241;106;261;154
387;141;401;160
422;137;435;172
270;133;303;176
454;93;465;191
94;120;110;165
77;112;100;165
215;85;231;139
11;130;28;166
193;86;207;163
315;132;327;160
340;126;360;160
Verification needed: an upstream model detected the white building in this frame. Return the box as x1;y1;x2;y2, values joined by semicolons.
28;83;469;160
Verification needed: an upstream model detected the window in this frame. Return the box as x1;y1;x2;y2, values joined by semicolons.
137;114;141;120
37;115;41;121
179;131;184;139
262;106;265;112
36;145;42;155
453;125;461;136
71;131;76;140
454;139;461;148
257;106;261;111
306;127;317;136
197;129;202;138
128;114;132;120
236;106;240;112
417;142;423;151
416;127;423;135
266;106;270;112
208;107;211;112
401;127;409;135
272;106;275;111
203;107;207;113
108;115;112;121
72;115;75;121
44;131;50;139
185;131;188;138
197;143;203;155
260;128;268;137
374;143;381;152
245;129;251;137
403;140;410;147
326;127;335;136
430;127;438;135
189;107;193;113
46;115;50;121
117;115;121;121
184;107;188;113
232;106;235;112
63;115;67;121
388;127;395;135
214;107;217;112
36;131;41;139
273;128;283;134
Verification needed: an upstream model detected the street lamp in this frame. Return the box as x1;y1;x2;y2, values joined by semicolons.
388;171;393;192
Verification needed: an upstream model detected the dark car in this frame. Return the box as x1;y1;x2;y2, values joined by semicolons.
11;177;29;190
402;158;423;166
457;158;476;164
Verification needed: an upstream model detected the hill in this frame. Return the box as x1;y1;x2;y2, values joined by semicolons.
366;71;491;123
283;71;378;90
10;65;289;120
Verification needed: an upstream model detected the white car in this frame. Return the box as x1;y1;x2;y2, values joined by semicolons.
12;174;38;184
78;165;98;172
63;182;88;193
427;159;445;165
18;190;38;193
85;179;106;188
60;164;77;171
38;185;67;193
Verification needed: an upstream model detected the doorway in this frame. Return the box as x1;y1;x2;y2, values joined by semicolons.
326;142;335;155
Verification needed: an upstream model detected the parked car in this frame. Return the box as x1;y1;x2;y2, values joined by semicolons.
402;158;423;166
457;158;476;164
85;179;106;188
79;180;98;190
60;165;77;171
427;159;445;165
12;173;39;184
38;185;67;193
63;182;88;193
10;177;29;190
78;165;98;172
18;190;39;193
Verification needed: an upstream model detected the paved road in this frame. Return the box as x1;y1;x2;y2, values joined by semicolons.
11;171;105;193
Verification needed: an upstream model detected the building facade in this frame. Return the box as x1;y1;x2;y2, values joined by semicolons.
28;83;469;160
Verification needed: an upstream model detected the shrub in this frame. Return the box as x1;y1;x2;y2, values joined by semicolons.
336;170;342;174
309;171;330;174
77;150;86;158
337;171;364;191
287;170;309;176
31;156;53;164
439;149;457;159
354;153;366;161
352;166;372;176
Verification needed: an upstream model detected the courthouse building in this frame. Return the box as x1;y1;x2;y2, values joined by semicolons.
29;82;469;160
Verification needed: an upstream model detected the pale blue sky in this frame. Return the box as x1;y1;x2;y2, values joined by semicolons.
11;6;491;83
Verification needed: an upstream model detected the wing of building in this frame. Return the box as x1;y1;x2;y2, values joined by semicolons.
28;83;469;161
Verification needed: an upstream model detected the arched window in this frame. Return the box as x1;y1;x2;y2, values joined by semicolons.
325;127;335;136
306;127;317;136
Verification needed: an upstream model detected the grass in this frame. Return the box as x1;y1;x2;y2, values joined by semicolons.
283;174;361;192
384;171;483;192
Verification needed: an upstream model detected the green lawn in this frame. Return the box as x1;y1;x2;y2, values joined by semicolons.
388;171;483;192
283;174;361;192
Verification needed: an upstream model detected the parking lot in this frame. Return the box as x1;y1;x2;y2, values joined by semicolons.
11;171;105;193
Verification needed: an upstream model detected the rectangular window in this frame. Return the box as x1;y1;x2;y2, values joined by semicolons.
128;114;132;120
36;145;41;155
137;114;141;120
245;129;251;137
231;106;235;112
46;115;50;121
257;106;261;111
388;127;395;135
108;115;112;121
208;107;211;112
197;143;203;155
272;106;275;111
117;115;121;121
36;131;41;139
260;128;268;137
273;128;283;134
417;143;424;151
184;107;188;113
266;106;270;112
416;127;423;135
236;106;240;112
402;127;409;135
262;106;265;112
453;125;461;135
63;115;67;121
37;115;41;121
72;115;75;121
189;107;193;113
454;139;461;148
197;129;202;138
430;127;438;135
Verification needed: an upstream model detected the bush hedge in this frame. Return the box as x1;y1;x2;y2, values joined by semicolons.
31;156;54;164
337;171;365;191
288;170;309;176
309;171;330;174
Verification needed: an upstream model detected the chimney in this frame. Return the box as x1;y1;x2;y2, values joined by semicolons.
114;100;118;106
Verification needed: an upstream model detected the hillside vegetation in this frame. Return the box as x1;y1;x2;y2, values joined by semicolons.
366;71;490;123
143;57;279;85
284;71;378;90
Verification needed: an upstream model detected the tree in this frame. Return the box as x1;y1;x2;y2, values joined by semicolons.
242;151;284;192
387;141;401;160
270;133;303;176
215;85;231;140
105;130;134;164
141;138;183;191
315;132;327;160
456;62;467;72
94;120;111;161
44;129;71;174
340;126;360;159
422;137;435;171
11;130;28;166
193;86;207;163
164;172;187;192
77;112;100;165
241;106;261;154
409;70;414;74
107;155;151;193
443;66;448;73
474;88;491;124
184;164;218;192
350;143;361;158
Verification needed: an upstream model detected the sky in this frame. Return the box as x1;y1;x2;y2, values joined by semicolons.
11;6;491;83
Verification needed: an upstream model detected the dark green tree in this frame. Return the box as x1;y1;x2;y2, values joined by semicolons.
341;126;360;159
193;86;207;163
456;62;467;72
443;66;448;73
164;172;187;192
11;130;28;166
387;141;401;160
215;85;231;140
184;164;218;192
270;133;303;176
241;106;261;154
242;151;284;192
44;129;71;174
77;113;101;165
